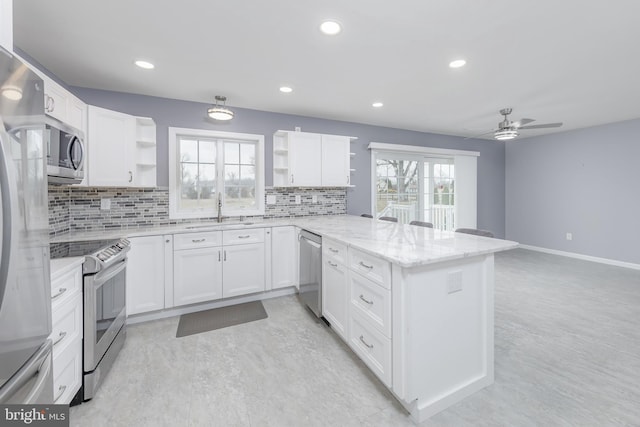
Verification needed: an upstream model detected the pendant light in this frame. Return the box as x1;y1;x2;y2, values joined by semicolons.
207;95;234;121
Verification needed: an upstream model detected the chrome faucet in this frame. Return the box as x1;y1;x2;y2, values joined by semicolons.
217;193;224;223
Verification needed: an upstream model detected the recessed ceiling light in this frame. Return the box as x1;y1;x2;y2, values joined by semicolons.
279;86;293;93
320;20;342;35
372;102;383;108
134;60;155;70
449;59;466;69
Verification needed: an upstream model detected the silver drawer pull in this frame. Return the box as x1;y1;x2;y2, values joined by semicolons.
359;335;374;349
192;238;206;243
54;385;67;403
327;261;338;267
329;247;339;253
359;261;374;270
52;287;67;300
359;295;374;305
53;331;67;346
238;235;251;239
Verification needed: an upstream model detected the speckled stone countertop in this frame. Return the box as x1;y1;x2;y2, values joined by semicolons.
51;215;518;268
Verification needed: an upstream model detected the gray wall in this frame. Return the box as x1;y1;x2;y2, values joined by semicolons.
506;118;640;264
72;87;507;238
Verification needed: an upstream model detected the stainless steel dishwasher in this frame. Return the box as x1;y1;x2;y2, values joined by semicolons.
298;230;322;317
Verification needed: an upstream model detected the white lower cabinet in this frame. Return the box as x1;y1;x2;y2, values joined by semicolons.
271;226;297;290
322;239;349;341
50;262;83;404
222;243;265;298
174;246;223;306
349;308;392;387
126;235;172;315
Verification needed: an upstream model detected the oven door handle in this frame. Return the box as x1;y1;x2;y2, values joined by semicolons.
93;260;127;287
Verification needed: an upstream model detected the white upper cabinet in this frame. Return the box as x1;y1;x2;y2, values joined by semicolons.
321;134;350;186
44;78;87;133
0;0;13;52
273;130;354;187
87;106;156;187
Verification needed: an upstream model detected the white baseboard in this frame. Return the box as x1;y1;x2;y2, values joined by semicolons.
127;287;298;325
518;245;640;271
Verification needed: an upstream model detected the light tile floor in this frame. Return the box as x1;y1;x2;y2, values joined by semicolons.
70;249;640;426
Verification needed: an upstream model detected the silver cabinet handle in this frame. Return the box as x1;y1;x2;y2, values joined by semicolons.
128;171;133;183
347;175;350;184
359;261;374;270
52;287;67;300
54;385;67;403
166;239;170;243
327;260;338;267
224;250;227;261
329;247;339;253
49;96;55;112
192;238;206;243
53;331;67;346
218;250;221;262
238;235;251;239
291;174;294;184
359;335;374;349
359;295;374;305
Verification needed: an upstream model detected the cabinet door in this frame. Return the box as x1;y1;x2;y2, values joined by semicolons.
289;132;322;186
44;80;69;124
67;96;87;134
271;226;296;290
174;247;223;306
87;105;135;186
223;243;265;298
126;236;166;316
321;135;350;186
322;258;348;341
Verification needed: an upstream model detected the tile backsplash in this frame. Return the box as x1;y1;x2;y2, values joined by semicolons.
47;186;346;237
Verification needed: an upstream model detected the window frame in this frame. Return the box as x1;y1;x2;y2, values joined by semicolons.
168;127;265;219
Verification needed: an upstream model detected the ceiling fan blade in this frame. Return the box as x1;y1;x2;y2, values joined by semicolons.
464;130;497;140
519;122;563;130
511;118;535;128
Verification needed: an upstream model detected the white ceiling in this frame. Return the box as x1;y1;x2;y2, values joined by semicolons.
13;0;640;139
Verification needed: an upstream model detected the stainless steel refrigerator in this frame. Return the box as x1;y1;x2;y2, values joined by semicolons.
0;47;53;404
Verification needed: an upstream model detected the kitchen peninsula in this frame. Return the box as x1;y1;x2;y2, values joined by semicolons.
293;215;518;422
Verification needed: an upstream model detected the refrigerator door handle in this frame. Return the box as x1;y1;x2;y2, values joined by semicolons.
0;126;18;310
0;341;53;404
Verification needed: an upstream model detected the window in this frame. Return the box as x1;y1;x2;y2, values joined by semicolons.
369;143;478;230
168;128;264;219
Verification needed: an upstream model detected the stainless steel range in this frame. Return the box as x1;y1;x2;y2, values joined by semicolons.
50;238;130;403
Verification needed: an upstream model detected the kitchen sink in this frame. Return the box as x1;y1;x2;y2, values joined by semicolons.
185;222;254;230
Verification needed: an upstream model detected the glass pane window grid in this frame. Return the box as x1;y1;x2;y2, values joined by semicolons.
224;141;257;209
423;159;455;230
178;137;217;211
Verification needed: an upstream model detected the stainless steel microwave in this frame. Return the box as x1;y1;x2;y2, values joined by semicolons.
46;117;85;184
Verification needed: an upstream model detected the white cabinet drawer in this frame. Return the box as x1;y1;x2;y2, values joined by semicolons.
323;238;347;265
52;338;82;404
349;248;391;289
223;228;265;245
51;267;82;310
350;271;391;338
51;293;82;357
349;309;392;387
174;231;222;250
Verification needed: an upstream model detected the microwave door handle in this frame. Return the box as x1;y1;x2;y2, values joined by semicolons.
0;127;19;311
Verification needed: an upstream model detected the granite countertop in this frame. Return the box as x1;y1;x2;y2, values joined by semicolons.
50;215;518;268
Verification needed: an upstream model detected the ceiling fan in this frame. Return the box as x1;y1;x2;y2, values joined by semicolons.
469;108;563;140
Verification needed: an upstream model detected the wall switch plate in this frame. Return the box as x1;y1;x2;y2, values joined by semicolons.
100;198;111;210
311;195;318;203
566;232;573;241
295;195;301;204
266;195;277;205
447;270;463;294
294;126;301;132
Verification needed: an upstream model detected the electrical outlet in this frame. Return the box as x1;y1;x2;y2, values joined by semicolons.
311;195;318;203
100;198;111;210
294;126;301;132
566;232;573;241
266;195;277;205
295;195;301;204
